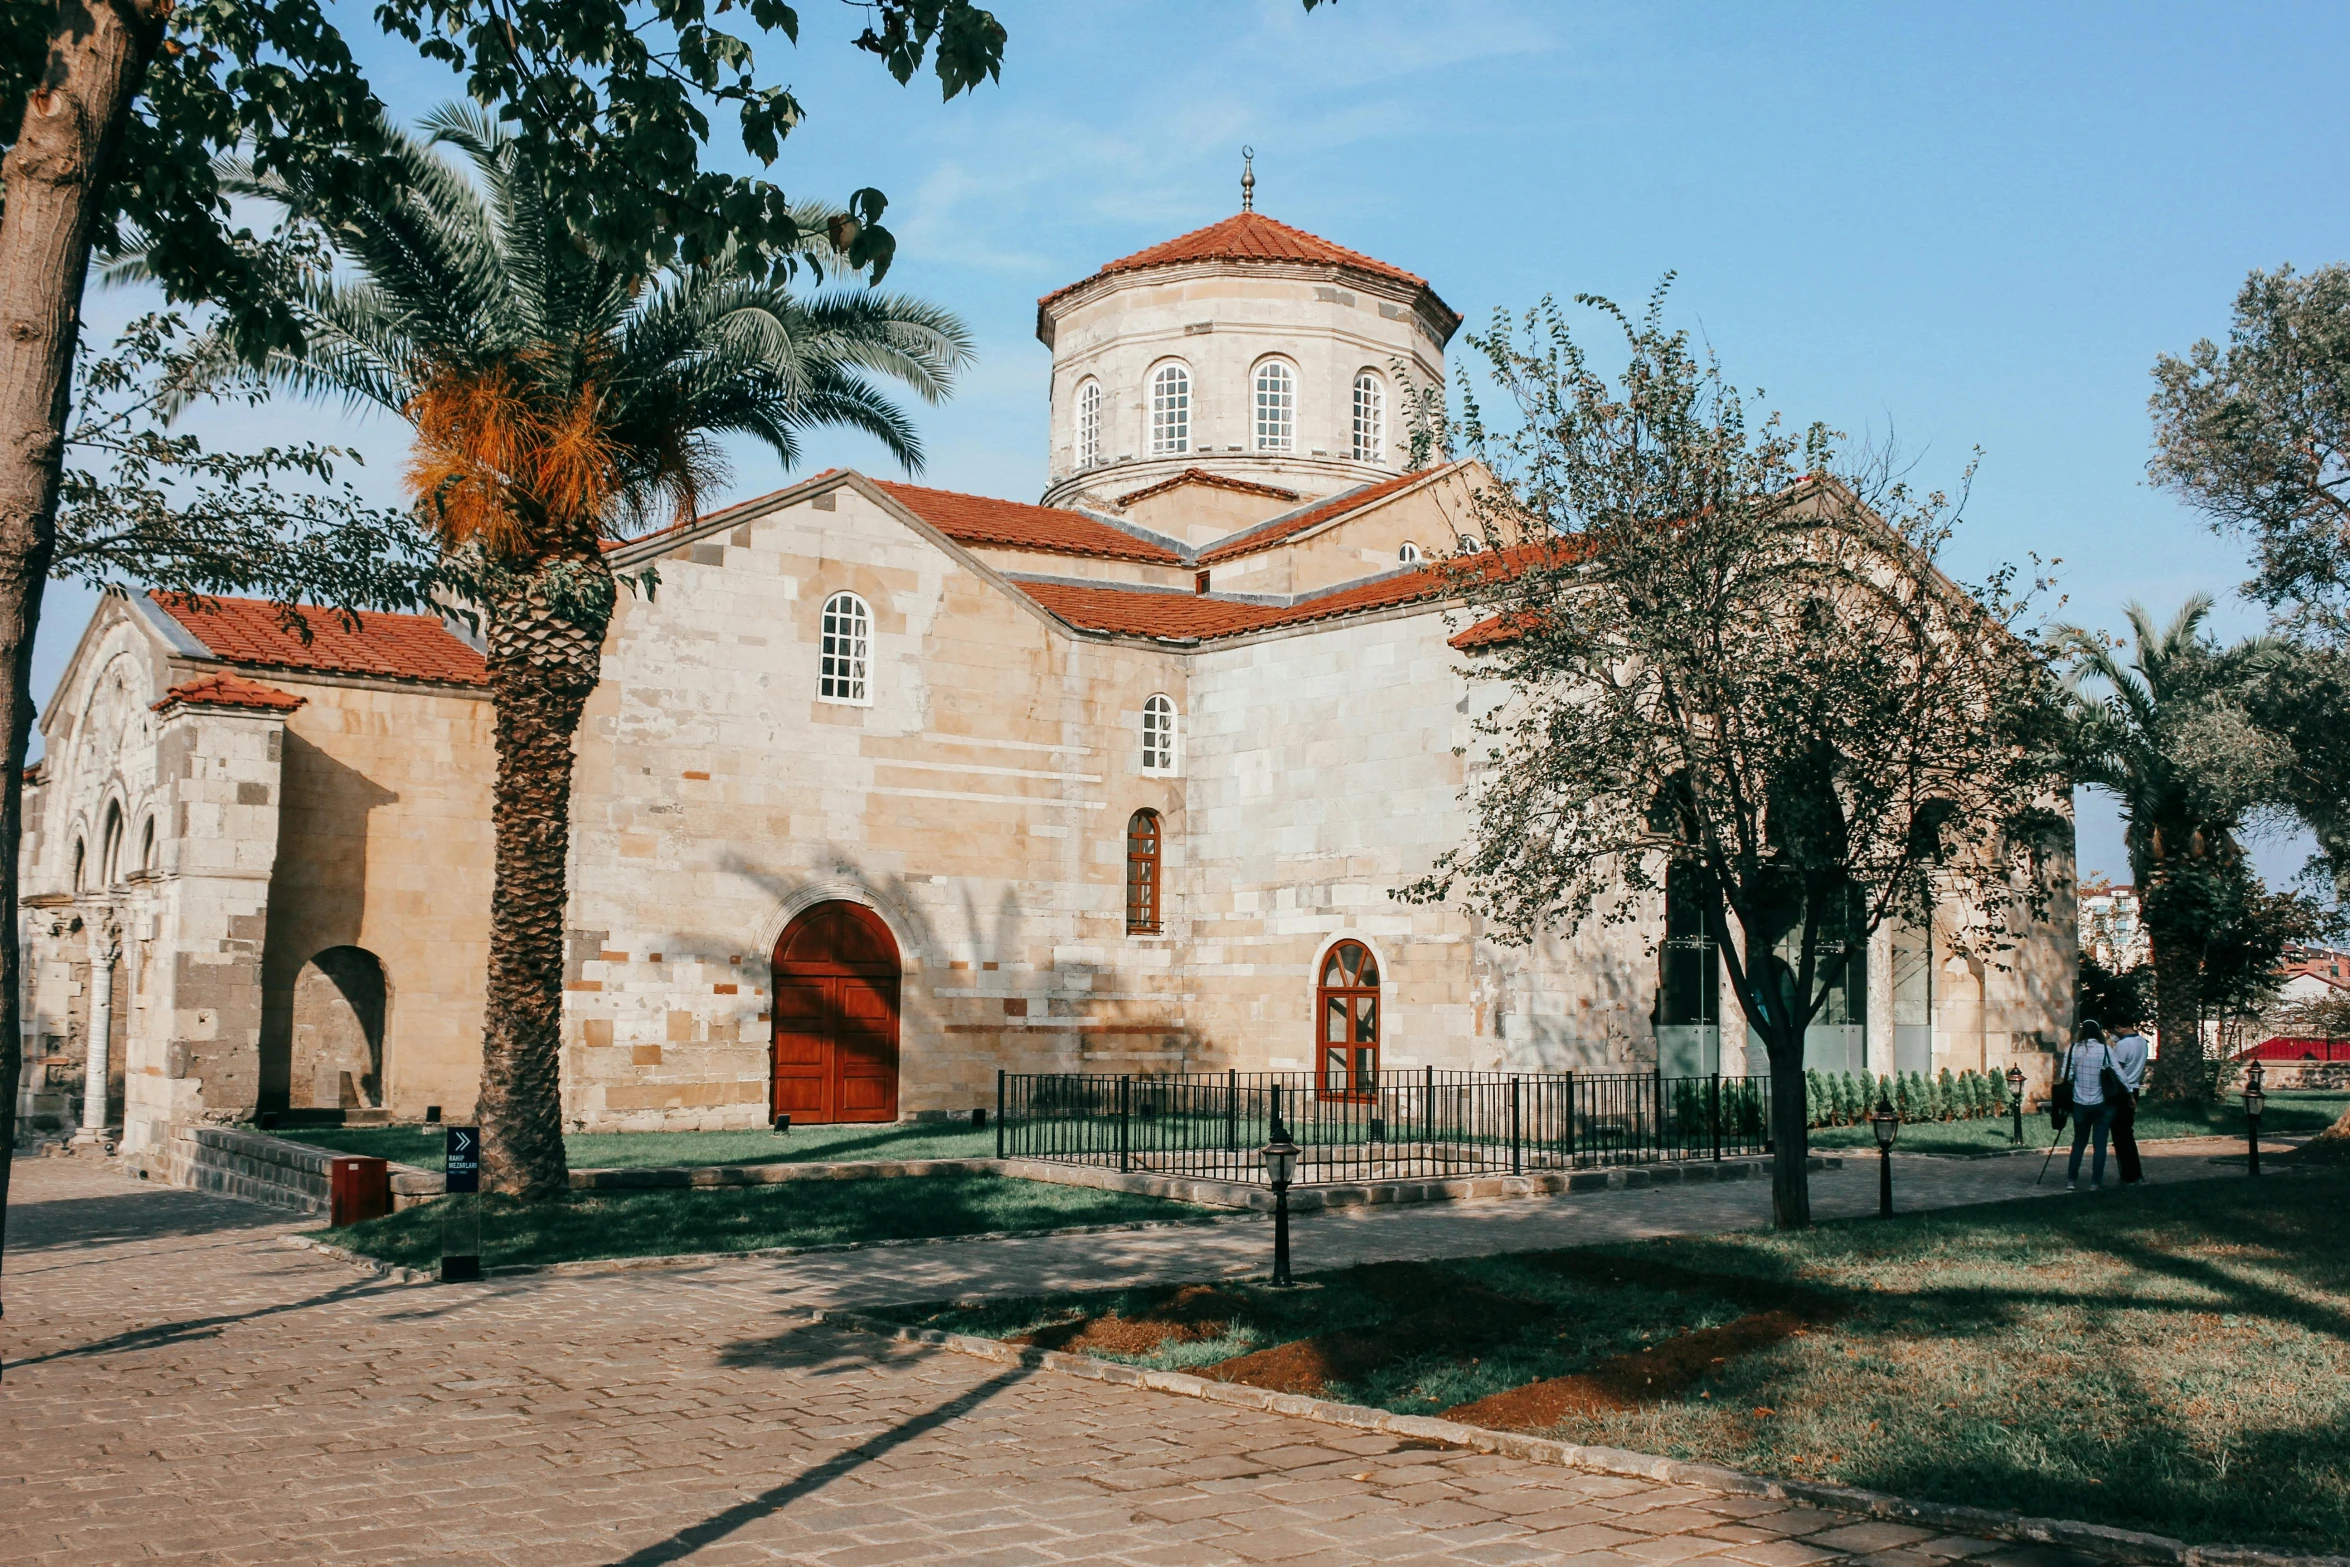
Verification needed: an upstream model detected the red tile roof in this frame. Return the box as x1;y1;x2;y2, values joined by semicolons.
1115;468;1301;509
1014;567;1453;643
151;673;306;715
1042;213;1441;312
1448;612;1537;652
1195;467;1445;565
152;594;488;687
875;480;1184;565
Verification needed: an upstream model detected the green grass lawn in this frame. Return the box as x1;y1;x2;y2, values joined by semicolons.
318;1170;1204;1270
1808;1089;2348;1155
268;1119;998;1169
878;1172;2350;1552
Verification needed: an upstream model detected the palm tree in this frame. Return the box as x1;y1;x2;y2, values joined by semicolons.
2054;597;2292;1100
217;109;971;1197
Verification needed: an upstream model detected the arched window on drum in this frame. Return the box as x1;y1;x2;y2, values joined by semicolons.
1316;940;1380;1099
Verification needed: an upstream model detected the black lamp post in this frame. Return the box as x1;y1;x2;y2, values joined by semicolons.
1261;1114;1299;1286
1871;1093;1900;1217
2007;1064;2027;1145
2245;1059;2265;1178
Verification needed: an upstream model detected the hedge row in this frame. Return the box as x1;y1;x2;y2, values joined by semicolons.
1805;1067;2010;1128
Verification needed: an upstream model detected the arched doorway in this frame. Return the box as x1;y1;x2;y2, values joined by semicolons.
772;901;901;1123
290;946;387;1109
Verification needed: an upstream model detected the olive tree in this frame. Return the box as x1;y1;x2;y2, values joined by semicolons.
1401;290;2067;1229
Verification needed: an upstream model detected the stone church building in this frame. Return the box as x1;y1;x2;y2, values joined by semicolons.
16;205;2076;1162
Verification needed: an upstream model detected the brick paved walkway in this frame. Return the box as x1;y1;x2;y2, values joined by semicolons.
0;1157;2147;1567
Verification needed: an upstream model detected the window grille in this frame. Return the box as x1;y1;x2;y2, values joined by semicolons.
819;591;871;704
1352;373;1385;463
1150;365;1190;455
1125;809;1163;934
1076;379;1102;469
1141;694;1178;775
1254;361;1295;452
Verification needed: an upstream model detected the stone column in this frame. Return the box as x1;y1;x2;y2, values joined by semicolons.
77;912;121;1140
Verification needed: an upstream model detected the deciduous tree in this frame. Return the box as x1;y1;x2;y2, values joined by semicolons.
1401;291;2066;1230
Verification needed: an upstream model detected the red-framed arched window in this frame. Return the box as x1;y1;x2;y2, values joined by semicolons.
1317;940;1380;1099
1125;809;1162;934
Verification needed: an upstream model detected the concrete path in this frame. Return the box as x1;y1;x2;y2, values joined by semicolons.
0;1148;2249;1567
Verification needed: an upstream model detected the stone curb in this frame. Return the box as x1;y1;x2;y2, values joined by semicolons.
280;1208;1266;1287
818;1311;2349;1567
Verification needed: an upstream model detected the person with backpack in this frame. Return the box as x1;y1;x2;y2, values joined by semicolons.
2108;1014;2150;1184
2064;1020;2123;1191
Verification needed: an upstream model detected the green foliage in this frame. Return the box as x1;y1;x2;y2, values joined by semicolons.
3;0;388;356
55;311;435;614
1397;287;2065;1098
1805;1068;2023;1129
2151;264;2350;642
2053;599;2335;1094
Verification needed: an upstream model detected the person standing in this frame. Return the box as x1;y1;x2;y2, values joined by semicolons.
2065;1021;2117;1191
2108;1015;2150;1185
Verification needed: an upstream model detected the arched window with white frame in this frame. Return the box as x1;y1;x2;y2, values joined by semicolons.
1352;372;1386;464
1141;694;1179;776
1075;378;1103;469
1150;364;1190;455
818;591;872;704
1397;541;1422;565
1253;360;1295;452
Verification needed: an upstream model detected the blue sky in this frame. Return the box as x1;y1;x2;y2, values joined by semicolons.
52;0;2350;886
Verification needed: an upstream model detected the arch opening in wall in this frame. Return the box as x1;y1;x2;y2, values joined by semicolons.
289;946;388;1110
1316;939;1381;1100
772;901;901;1124
1149;362;1191;455
71;836;85;892
1253;359;1295;452
99;801;124;887
138;815;156;873
1352;371;1386;464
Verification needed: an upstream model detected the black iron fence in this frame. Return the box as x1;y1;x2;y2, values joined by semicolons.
995;1067;1772;1186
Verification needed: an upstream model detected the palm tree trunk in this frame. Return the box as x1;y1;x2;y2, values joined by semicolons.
0;0;164;1346
477;561;610;1200
2146;929;2206;1101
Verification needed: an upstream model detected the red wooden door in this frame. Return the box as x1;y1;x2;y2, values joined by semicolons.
771;902;900;1123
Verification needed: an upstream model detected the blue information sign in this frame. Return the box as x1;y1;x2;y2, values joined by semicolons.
445;1126;481;1194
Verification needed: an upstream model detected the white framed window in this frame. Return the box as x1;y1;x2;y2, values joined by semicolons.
1397;541;1422;564
1150;364;1190;455
1253;360;1295;452
1352;372;1385;464
1141;693;1179;775
819;591;872;704
1076;378;1102;469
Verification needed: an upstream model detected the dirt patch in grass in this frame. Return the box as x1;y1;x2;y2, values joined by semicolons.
1015;1284;1250;1356
1205;1264;1549;1396
1443;1309;1812;1426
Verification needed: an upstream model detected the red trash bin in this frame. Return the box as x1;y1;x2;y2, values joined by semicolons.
329;1156;391;1227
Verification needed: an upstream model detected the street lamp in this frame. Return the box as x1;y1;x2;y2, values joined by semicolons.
2007;1064;2027;1145
1260;1113;1300;1287
2245;1058;2266;1178
1871;1093;1900;1218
